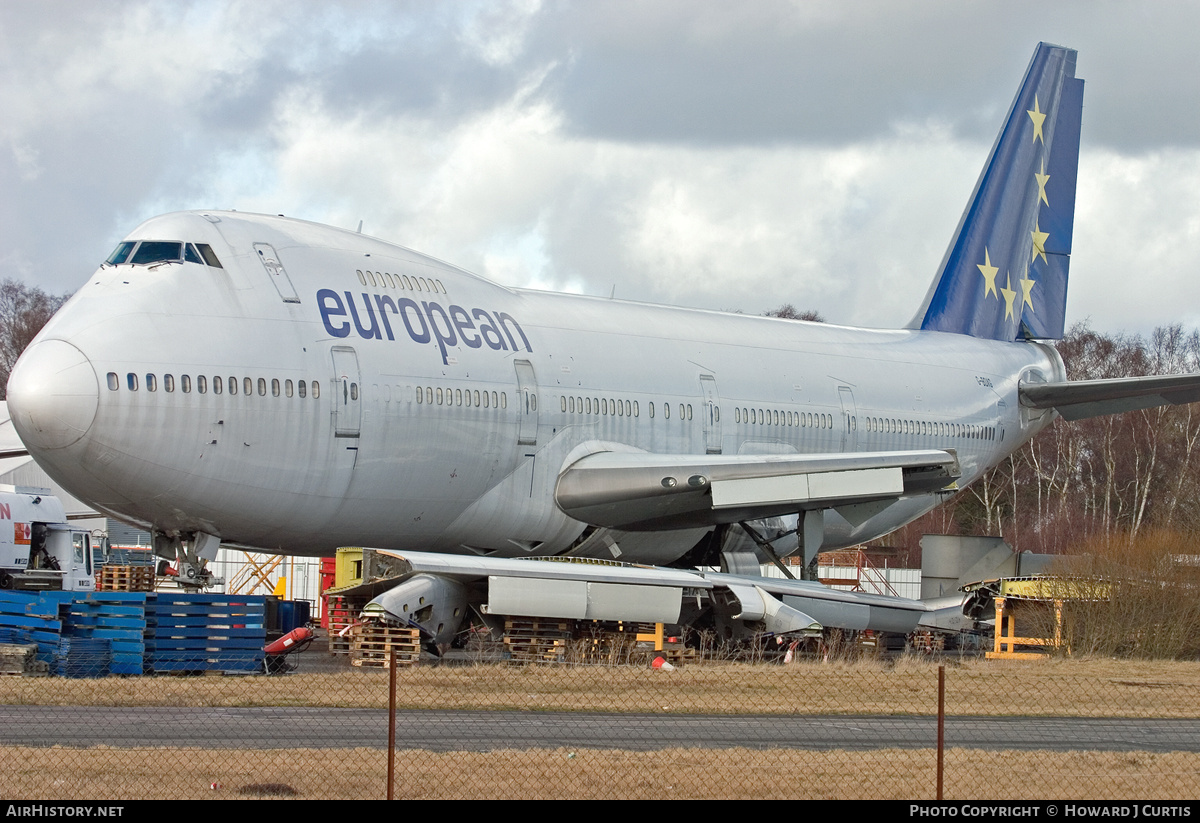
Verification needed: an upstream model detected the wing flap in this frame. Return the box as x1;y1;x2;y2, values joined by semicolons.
1020;373;1200;421
555;449;959;531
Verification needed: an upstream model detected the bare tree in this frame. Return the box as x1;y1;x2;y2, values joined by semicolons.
0;279;70;399
764;304;824;322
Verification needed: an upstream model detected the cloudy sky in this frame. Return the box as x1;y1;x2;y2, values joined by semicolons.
2;0;1199;335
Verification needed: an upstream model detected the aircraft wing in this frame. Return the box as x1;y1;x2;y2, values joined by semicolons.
347;549;927;638
1019;373;1200;421
554;449;960;531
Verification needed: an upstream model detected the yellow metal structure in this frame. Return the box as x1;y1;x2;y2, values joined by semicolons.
987;596;1065;660
227;551;285;596
334;547;364;590
982;575;1109;660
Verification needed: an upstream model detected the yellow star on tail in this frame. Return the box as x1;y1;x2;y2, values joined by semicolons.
1020;268;1036;311
1031;220;1048;264
1035;159;1050;206
1027;95;1046;143
977;248;999;298
1001;274;1017;322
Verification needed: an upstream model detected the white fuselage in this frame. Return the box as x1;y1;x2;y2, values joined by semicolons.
9;211;1064;561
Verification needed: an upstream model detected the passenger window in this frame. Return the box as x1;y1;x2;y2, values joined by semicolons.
228;377;237;396
351;383;359;401
198;375;207;394
312;381;319;399
127;373;138;391
285;380;294;398
298;381;306;398
357;270;366;285
182;375;191;393
164;374;174;392
500;393;507;409
664;404;671;420
143;373;155;392
214;376;223;395
650;402;655;418
107;373;118;391
271;378;279;397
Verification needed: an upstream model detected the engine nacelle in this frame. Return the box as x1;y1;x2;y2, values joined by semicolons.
362;573;470;647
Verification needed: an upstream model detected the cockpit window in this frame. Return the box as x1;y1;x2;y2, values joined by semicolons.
105;240;225;268
195;243;223;268
130;242;183;265
105;242;137;265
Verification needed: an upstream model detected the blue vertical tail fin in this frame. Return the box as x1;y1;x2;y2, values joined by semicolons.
912;43;1083;341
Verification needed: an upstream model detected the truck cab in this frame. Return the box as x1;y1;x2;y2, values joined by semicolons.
0;485;96;592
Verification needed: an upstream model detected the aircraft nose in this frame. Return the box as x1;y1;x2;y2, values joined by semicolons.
7;339;99;451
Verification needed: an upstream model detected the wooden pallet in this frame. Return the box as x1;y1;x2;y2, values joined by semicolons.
96;565;154;592
325;594;367;655
503;617;573;664
349;621;421;668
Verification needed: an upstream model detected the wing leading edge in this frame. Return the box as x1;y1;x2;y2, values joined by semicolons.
554;449;960;531
1019;373;1200;421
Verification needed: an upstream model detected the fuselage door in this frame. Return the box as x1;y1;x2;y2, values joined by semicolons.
331;346;361;438
514;359;538;446
253;243;301;304
838;385;857;452
700;374;722;454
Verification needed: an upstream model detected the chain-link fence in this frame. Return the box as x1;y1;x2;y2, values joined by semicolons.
4;626;1200;800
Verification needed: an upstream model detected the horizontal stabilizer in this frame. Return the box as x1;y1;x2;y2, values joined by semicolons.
555;449;960;531
1019;373;1200;421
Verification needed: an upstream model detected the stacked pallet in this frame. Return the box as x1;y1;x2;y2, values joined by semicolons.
349;620;420;668
62;592;148;675
145;593;266;674
0;591;111;677
96;565;154;592
503;617;572;664
0;641;42;675
325;594;365;655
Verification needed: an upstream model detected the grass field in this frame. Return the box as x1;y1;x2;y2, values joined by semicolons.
5;656;1200;716
4;656;1200;799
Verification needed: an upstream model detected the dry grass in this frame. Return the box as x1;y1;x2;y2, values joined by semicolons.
4;656;1200;717
3;745;1199;800
5;657;1200;799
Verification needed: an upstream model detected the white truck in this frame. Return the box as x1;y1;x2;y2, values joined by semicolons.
0;485;97;592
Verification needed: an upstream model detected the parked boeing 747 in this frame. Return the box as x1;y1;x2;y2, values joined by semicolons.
8;44;1200;643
